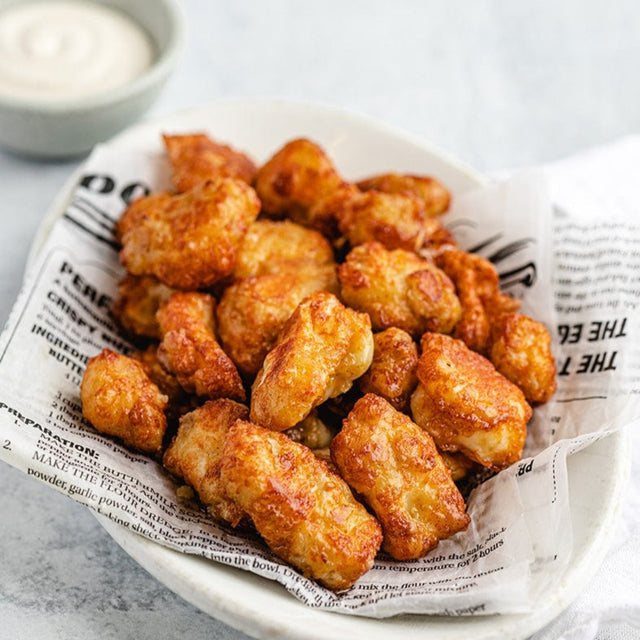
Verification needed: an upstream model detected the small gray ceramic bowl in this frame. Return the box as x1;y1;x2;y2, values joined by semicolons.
0;0;185;158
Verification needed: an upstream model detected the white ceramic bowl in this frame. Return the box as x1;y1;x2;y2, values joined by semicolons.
0;0;185;158
29;99;631;640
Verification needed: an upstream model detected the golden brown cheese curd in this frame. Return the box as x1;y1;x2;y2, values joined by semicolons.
163;133;257;191
216;267;338;378
436;247;520;353
219;419;383;590
163;399;249;526
118;178;260;290
335;189;443;252
488;312;557;405
80;348;168;455
356;173;451;218
253;138;346;234
358;327;419;412
331;394;470;560
250;291;374;431
156;292;245;401
111;273;176;340
233;219;336;279
410;333;532;470
339;242;462;337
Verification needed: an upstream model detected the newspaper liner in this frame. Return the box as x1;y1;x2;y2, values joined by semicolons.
1;137;639;618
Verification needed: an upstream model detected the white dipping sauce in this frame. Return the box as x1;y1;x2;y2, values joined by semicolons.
0;1;155;101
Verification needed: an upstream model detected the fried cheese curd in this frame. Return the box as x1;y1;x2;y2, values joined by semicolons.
339;242;462;337
118;178;260;290
436;247;521;354
358;327;419;412
163;399;249;527
233;219;336;278
331;394;470;560
156;291;245;401
253;138;347;235
217;267;338;378
488;311;557;405
333;188;445;252
410;333;532;470
111;273;176;340
250;291;374;431
80;348;168;455
163;133;257;192
356;173;451;218
216;218;340;377
219;419;383;591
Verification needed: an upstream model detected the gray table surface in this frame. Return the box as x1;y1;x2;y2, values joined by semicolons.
2;2;639;638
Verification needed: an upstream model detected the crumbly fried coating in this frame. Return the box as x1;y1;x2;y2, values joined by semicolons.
163;399;249;526
250;291;374;431
334;189;445;252
253;138;346;233
80;348;168;454
436;248;520;353
111;274;176;340
410;333;532;470
339;242;462;337
488;312;557;404
358;327;419;411
356;173;451;218
216;267;338;377
156;292;245;401
233;219;336;279
163;133;257;191
219;419;383;590
118;178;260;290
115;191;172;243
331;394;470;560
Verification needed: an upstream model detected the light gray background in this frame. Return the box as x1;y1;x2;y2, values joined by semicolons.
1;1;639;638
